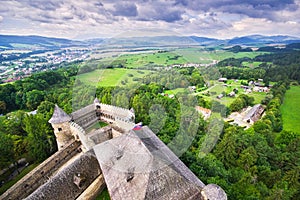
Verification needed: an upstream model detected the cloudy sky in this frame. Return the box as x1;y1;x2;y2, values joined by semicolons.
0;0;299;39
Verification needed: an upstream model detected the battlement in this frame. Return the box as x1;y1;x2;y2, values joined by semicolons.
97;103;134;122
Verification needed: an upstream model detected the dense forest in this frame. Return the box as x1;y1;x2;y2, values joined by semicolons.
0;49;299;199
217;50;300;84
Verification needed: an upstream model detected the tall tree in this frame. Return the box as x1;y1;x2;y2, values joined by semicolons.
0;132;15;169
24;114;56;161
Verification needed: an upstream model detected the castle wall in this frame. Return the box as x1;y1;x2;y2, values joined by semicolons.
25;152;102;200
70;122;113;152
71;104;98;130
98;103;135;123
1;141;81;200
52;122;74;150
3;103;136;199
70;122;95;152
88;126;113;145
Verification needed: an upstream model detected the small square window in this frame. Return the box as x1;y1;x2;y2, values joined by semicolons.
58;128;62;131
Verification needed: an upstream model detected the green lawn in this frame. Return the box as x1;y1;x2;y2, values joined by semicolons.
280;86;300;133
77;68;153;87
86;121;108;132
248;92;266;104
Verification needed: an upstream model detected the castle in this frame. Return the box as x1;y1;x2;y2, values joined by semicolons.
1;98;227;200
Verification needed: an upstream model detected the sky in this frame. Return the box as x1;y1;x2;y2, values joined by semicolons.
0;0;299;40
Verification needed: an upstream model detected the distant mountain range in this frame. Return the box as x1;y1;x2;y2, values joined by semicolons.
0;34;300;50
227;35;300;45
0;35;87;49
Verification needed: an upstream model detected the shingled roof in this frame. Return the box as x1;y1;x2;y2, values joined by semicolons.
93;126;207;200
70;104;96;121
48;104;71;124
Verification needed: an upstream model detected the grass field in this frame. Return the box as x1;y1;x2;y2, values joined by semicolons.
77;68;153;87
118;51;187;68
242;61;263;68
280;86;300;133
95;48;267;69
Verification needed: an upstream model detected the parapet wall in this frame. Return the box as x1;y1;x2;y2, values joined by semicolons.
70;122;94;151
1;140;81;200
98;103;134;122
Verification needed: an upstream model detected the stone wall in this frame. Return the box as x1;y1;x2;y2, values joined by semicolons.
98;103;135;123
0;141;81;200
52;122;73;150
25;151;102;200
70;104;98;130
70;122;113;152
88;126;113;145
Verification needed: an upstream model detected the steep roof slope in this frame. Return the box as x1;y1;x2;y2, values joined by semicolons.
48;104;71;124
93;126;205;200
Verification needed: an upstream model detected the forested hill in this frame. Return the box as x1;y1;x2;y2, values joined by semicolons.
217;49;300;83
0;35;86;49
1;34;300;50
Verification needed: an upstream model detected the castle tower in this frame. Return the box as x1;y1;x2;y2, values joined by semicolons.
94;97;101;118
48;105;73;150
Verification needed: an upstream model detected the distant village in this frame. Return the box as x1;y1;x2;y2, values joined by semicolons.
0;49;89;83
216;77;270;99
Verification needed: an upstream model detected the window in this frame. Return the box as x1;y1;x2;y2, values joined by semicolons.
58;128;62;131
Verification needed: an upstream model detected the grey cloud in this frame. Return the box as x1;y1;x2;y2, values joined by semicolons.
174;0;297;19
137;2;184;22
27;0;63;11
26;14;56;24
95;2;104;7
175;0;296;10
112;2;138;17
153;10;183;22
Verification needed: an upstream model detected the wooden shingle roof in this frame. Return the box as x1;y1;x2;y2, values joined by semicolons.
93;126;206;200
48;104;71;124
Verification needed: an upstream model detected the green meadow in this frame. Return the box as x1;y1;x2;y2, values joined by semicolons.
280;86;300;133
118;51;187;68
98;48;267;69
77;68;153;87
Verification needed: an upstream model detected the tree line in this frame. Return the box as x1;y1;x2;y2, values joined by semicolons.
217;50;300;83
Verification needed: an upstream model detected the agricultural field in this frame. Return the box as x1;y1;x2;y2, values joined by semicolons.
97;48;268;68
76;68;153;87
280;86;300;133
117;51;187;68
